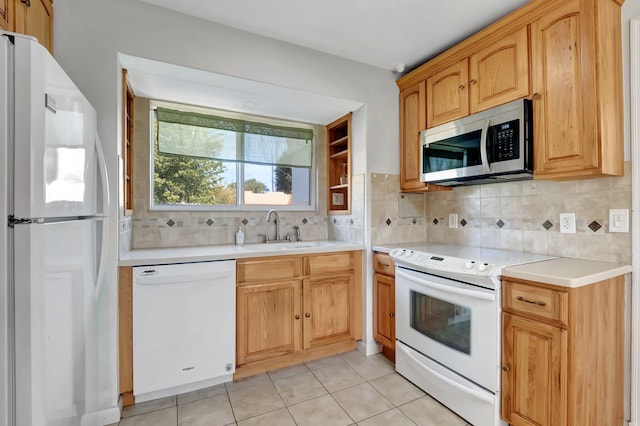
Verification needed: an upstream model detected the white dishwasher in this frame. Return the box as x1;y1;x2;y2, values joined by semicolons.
133;260;235;402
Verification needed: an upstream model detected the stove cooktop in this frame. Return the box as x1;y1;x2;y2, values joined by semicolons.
389;244;556;289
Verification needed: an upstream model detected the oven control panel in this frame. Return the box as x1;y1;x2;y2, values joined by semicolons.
389;248;495;276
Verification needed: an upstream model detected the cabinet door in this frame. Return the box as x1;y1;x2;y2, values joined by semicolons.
530;0;599;177
399;81;427;191
501;312;567;426
373;273;394;349
15;0;53;53
303;274;352;350
0;0;10;30
236;280;302;365
426;59;469;128
470;26;530;113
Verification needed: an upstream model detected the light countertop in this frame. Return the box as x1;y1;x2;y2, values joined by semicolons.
119;240;364;267
502;257;631;288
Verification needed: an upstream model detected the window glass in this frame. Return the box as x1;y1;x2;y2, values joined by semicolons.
151;103;315;210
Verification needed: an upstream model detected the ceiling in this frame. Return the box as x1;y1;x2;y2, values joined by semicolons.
137;0;530;72
125;0;530;124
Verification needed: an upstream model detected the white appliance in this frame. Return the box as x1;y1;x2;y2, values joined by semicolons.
390;244;555;426
0;33;117;425
132;261;236;403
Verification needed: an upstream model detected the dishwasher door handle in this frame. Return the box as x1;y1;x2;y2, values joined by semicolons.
136;271;234;286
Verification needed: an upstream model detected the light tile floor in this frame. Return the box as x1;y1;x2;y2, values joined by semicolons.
113;350;471;426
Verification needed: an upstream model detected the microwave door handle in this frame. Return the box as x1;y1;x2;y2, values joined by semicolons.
480;119;492;173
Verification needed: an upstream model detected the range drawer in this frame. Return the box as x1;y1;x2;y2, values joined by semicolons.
373;253;394;276
503;280;568;327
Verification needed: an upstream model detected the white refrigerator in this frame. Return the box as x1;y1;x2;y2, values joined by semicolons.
0;33;118;425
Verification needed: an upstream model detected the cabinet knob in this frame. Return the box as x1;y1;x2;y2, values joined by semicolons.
389;313;395;318
470;79;477;85
305;313;311;318
533;92;541;100
502;365;510;372
295;315;300;320
458;84;465;90
21;0;31;6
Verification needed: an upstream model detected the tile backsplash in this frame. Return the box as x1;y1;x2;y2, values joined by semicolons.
122;94;631;263
425;162;632;264
370;173;427;245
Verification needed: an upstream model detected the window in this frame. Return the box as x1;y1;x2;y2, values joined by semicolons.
150;102;316;210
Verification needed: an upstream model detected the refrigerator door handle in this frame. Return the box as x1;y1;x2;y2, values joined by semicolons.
94;133;110;300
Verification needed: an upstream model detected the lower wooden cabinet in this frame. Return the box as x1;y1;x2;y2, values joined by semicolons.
236;280;302;365
373;252;395;361
502;312;568;426
501;276;624;426
235;250;362;378
303;274;353;350
373;273;395;349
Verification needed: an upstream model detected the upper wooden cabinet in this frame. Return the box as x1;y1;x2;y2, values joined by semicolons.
14;0;53;53
399;81;425;191
531;0;624;179
425;26;529;129
399;81;451;192
0;0;10;30
426;59;469;128
470;26;530;114
397;0;624;184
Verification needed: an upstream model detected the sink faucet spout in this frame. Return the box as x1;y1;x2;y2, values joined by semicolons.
265;209;281;241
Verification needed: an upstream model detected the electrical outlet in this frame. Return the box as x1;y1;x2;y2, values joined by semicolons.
559;213;576;234
449;213;458;229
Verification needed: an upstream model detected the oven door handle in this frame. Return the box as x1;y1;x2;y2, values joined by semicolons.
396;269;495;302
398;344;494;405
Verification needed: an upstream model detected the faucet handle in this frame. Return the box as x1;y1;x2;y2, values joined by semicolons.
257;233;269;243
293;225;301;242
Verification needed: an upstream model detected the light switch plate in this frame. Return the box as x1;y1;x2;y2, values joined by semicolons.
609;209;629;233
449;213;458;229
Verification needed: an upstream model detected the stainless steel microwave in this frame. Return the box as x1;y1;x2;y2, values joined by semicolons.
420;98;533;186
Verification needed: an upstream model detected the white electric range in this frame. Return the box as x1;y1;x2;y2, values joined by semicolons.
387;244;555;426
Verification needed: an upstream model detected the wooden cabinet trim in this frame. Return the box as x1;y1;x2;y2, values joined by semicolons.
118;266;135;406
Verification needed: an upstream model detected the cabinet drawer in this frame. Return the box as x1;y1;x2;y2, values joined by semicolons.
503;281;568;326
237;256;302;285
304;252;354;275
373;253;394;276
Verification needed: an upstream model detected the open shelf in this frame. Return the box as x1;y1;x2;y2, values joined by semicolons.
326;112;352;215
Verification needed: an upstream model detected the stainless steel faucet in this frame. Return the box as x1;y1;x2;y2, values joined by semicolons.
265;209;281;242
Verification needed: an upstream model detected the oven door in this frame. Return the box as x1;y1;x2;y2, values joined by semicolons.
395;267;499;392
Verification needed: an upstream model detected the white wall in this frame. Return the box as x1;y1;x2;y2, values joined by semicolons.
53;0;400;179
51;0;402;397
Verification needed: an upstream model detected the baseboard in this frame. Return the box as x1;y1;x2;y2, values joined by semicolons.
80;406;121;426
357;338;382;356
